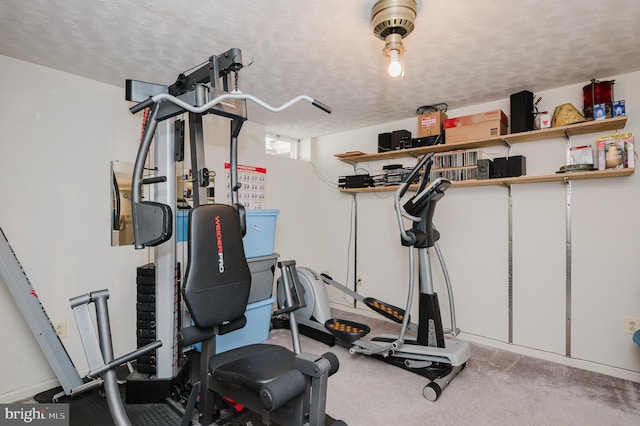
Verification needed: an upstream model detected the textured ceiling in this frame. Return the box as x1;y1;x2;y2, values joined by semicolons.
1;0;640;139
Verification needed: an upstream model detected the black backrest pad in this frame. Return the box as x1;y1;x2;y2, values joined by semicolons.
184;204;251;329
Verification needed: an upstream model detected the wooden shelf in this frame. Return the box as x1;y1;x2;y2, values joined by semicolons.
338;168;635;193
336;115;632;193
335;116;628;165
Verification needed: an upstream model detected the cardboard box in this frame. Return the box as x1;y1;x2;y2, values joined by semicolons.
418;111;447;138
593;103;607;120
444;109;508;129
613;100;626;117
536;112;551;129
445;120;507;143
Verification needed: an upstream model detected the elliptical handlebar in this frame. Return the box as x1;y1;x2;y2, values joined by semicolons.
396;152;434;200
395;153;434;244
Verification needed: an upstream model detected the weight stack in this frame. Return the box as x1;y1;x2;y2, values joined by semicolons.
136;263;157;374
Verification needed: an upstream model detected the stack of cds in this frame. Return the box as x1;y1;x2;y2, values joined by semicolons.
371;165;417;187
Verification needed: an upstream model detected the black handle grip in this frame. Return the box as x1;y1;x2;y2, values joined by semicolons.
141;176;167;184
312;99;332;114
398;154;432;200
403;153;433;186
130;97;154;114
320;272;333;281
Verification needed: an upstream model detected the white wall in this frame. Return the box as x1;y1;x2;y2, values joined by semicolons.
0;55;149;401
311;72;640;380
1;54;639;402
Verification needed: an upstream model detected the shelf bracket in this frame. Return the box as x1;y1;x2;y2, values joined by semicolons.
500;137;512;151
563;128;573;165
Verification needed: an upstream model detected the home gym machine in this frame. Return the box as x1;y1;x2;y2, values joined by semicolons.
275;152;470;401
69;48;345;425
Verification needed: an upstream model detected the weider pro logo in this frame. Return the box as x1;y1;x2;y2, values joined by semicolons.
215;215;224;273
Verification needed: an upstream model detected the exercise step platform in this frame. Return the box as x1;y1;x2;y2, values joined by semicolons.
324;318;370;343
364;297;409;324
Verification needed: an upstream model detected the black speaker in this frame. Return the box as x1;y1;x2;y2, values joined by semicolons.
510;90;534;134
507;155;526;177
392;130;411;150
378;132;393;152
491;156;527;177
491;157;508;178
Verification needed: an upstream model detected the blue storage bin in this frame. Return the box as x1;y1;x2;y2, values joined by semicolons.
243;209;279;258
195;296;275;354
176;210;189;242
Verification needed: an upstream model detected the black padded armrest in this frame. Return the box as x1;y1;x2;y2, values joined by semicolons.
178;316;246;347
219;316;247;335
178;325;215;347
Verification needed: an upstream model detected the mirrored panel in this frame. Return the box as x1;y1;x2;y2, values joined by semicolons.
111;161;135;246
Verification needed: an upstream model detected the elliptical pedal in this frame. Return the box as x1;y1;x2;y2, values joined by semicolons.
324;318;370;344
363;297;409;324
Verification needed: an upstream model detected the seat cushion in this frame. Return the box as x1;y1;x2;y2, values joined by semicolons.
209;344;296;391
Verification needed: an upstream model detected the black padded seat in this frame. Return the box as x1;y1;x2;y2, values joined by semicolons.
179;204;338;423
210;344;297;390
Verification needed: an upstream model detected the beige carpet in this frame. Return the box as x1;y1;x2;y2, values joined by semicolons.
266;308;640;426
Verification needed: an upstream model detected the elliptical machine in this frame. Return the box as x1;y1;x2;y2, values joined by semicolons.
276;153;470;401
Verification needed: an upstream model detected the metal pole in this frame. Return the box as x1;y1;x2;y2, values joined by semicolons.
92;290;131;426
154;120;178;379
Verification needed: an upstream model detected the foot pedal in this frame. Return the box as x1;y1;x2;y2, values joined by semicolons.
364;297;409;323
324;319;370;343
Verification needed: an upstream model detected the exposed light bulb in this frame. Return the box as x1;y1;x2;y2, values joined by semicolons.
388;49;403;77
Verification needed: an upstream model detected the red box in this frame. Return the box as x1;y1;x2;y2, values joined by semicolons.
444;109;508;129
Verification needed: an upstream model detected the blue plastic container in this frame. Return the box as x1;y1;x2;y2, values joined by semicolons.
195;296;275;354
176;210;189;242
243;209;279;258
